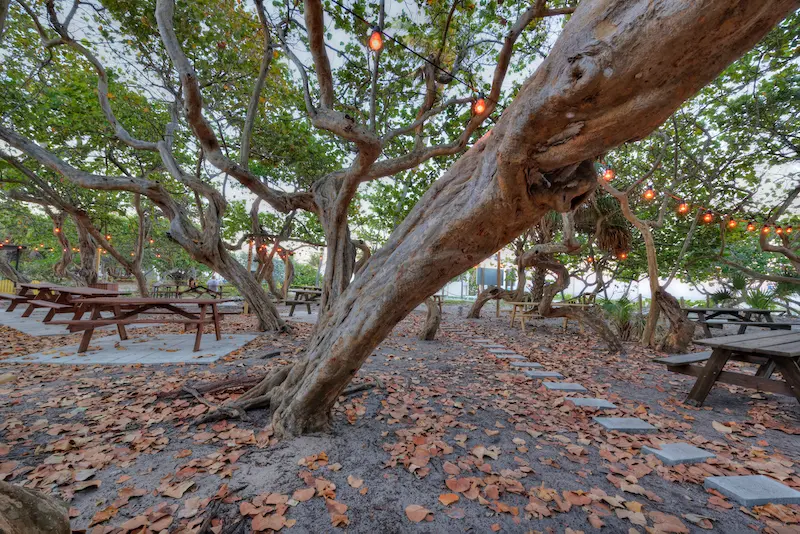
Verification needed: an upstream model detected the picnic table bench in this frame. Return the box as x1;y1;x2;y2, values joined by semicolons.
654;330;800;405
50;297;233;352
509;301;592;333
682;307;780;337
19;285;123;322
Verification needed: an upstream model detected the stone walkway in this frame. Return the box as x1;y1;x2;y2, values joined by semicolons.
438;321;800;507
2;333;258;365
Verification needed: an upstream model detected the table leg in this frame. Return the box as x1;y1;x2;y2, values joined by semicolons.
685;348;732;406
78;306;101;353
699;312;712;338
562;317;568;332
212;304;221;340
194;305;206;351
509;307;516;328
755;360;776;379
772;358;800;403
113;305;128;340
737;311;753;335
763;312;774;323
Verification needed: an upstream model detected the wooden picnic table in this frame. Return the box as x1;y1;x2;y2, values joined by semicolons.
682;307;778;337
674;330;800;406
285;288;322;316
0;282;52;312
50;297;235;353
19;285;123;322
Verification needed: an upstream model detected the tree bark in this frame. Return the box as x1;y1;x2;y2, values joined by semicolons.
50;213;72;279
216;250;285;331
467;286;517;318
74;221;98;286
0;481;70;534
418;297;441;340
655;288;695;353
0;252;29;284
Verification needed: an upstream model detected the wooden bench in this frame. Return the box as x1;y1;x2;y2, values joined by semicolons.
50;317;215;351
704;319;792;332
22;299;71;322
0;292;29;312
285;299;313;316
654;349;781;395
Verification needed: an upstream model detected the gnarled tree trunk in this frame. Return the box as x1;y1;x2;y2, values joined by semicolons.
74;222;98;286
656;288;695;353
0;481;70;534
0;251;29;284
467;286;517;318
418;297;441;340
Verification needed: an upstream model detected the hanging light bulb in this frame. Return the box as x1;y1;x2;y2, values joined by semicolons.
149;239;154;244
602;168;615;182
616;251;628;260
776;226;784;235
587;256;594;264
472;93;487;115
643;185;656;201
677;202;689;215
786;225;793;234
727;218;738;229
368;28;383;52
746;221;756;232
156;253;162;258
54;227;61;233
762;225;770;234
702;211;713;224
130;252;135;256
105;234;112;240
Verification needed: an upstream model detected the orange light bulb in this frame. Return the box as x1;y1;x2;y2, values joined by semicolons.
368;29;383;52
762;225;770;234
472;95;487;115
727;219;737;229
617;251;628;260
702;212;713;224
746;221;756;232
677;203;689;215
776;226;784;235
643;187;655;201
786;226;793;234
602;169;615;182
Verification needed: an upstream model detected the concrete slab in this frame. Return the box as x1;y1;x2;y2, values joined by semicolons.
543;381;586;392
482;344;506;348
3;333;258;365
642;443;715;466
524;370;564;379
593;417;657;433
487;349;516;354
568;398;617;409
472;339;496;343
494;354;525;360
0;307;150;337
704;475;800;506
509;361;543;369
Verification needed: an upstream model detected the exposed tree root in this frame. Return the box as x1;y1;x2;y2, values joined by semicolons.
418;297;441;340
157;376;264;399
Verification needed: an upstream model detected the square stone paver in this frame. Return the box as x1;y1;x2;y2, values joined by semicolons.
543;381;586;392
487;349;516;354
510;361;543;369
568;398;617;409
472;339;496;343
482;344;506;348
524;370;564;379
593;417;657;433
642;443;715;466
494;354;525;360
704;475;800;506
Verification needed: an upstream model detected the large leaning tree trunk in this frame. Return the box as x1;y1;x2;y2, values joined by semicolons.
256;0;794;437
73;222;98;286
0;481;70;534
656;288;696;353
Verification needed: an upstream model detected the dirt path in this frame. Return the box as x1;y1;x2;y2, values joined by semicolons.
0;307;797;532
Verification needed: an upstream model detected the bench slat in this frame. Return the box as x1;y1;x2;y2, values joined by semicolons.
27;300;70;309
0;293;25;300
653;351;713;365
49;319;214;326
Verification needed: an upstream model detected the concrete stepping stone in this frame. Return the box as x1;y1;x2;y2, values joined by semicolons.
510;361;543;369
472;339;496;343
494;354;525;360
704;475;800;506
543;381;586;392
593;417;656;433
642;443;715;466
524;370;564;379
482;344;506;348
567;398;617;409
487;349;516;354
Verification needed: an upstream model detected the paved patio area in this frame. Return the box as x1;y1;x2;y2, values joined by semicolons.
2;333;258;364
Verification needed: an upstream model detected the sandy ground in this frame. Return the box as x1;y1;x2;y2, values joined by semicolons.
0;304;798;533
